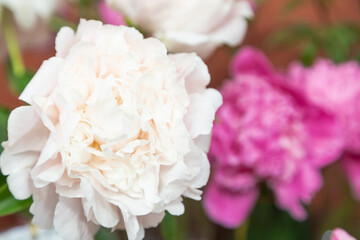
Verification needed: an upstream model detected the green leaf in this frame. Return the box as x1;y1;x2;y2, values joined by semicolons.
160;211;188;240
0;183;9;200
95;227;119;240
0;196;32;217
247;190;311;240
301;43;317;66
6;59;34;94
0;107;10;153
0;183;32;217
323;25;358;63
269;23;320;47
161;212;179;240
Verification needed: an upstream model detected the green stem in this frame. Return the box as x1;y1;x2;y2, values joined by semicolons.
2;11;25;78
234;220;249;240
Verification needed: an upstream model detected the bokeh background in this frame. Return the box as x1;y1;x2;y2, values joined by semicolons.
0;0;360;239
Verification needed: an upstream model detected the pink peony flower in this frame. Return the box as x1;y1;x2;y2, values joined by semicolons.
203;47;344;228
288;60;360;152
288;60;360;201
0;19;222;240
322;228;356;240
98;0;125;26
105;0;253;59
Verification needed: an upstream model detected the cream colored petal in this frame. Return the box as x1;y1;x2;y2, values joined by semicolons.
19;57;63;105
7;168;33;199
30;184;58;228
54;197;99;240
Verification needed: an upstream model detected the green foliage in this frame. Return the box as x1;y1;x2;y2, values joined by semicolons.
0;107;10;153
161;212;187;240
6;59;34;94
247;200;311;240
270;23;360;65
0;183;32;217
95;227;120;240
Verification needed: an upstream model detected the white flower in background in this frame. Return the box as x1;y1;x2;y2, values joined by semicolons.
0;0;58;29
0;19;222;240
105;0;253;59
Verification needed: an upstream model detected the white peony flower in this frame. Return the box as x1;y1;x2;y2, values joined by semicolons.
105;0;253;59
0;19;222;240
0;0;58;29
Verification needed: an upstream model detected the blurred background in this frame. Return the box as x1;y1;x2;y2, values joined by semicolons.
0;0;360;239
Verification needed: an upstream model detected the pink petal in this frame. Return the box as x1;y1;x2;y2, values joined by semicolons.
272;162;322;220
230;46;274;77
331;228;356;240
203;180;258;228
99;0;126;26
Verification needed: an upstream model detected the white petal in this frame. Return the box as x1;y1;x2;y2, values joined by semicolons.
170;53;210;93
32;154;64;188
19;58;63;104
4;106;48;154
122;213;144;240
0;151;38;175
54;197;99;240
166;198;185;216
83;190;120;228
56;27;75;58
185;89;222;138
30;184;59;228
184;148;210;189
7;168;33;200
137;212;165;228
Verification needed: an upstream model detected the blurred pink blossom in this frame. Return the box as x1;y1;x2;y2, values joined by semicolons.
99;0;125;26
203;47;344;228
288;60;360;152
331;228;356;240
288;60;360;201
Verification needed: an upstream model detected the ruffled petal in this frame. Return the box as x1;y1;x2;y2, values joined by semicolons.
54;197;99;240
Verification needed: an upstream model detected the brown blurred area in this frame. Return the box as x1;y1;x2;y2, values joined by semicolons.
207;0;360;88
0;0;359;236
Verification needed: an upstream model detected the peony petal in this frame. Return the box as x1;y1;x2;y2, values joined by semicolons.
331;228;356;240
32;154;65;188
55;27;75;58
183;148;209;190
272;163;323;220
19;58;63;105
54;197;99;240
0;151;39;175
231;46;274;77
165;198;185;216
7;168;33;200
122;212;144;240
83;190;121;228
4;106;48;154
170;53;210;93
30;184;59;228
203;180;259;228
137;212;165;228
185;89;222;138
